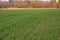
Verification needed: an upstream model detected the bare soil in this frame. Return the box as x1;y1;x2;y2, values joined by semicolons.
0;8;58;10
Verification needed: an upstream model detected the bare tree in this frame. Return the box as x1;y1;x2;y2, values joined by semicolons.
9;0;16;7
58;0;60;7
9;0;13;3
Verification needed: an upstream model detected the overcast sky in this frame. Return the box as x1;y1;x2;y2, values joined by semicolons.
44;0;50;1
1;0;51;1
2;0;9;1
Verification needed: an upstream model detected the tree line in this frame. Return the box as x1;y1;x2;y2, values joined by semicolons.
0;0;60;8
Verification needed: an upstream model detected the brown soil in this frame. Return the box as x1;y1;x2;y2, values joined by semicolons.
0;8;58;10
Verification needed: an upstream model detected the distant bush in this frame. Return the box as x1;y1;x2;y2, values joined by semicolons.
0;1;58;8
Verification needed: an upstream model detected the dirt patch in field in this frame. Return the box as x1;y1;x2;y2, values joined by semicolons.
38;19;50;30
58;38;60;40
38;15;60;40
53;15;60;40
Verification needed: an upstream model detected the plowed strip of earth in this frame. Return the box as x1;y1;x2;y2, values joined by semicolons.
0;8;58;10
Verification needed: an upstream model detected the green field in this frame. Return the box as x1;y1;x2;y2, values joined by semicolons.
0;9;60;40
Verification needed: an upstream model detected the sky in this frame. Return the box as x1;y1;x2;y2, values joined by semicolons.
1;0;58;3
39;0;50;1
1;0;9;1
1;0;51;1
